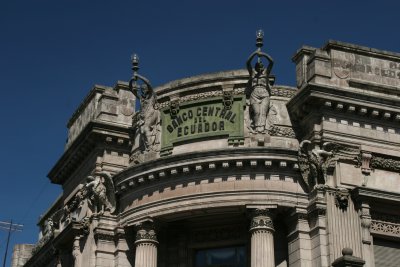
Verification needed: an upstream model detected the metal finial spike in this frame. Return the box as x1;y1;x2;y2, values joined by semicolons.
256;29;264;39
256;29;264;48
131;53;140;72
131;53;139;64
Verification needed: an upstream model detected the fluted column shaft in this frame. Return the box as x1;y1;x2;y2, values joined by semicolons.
134;222;158;267
250;209;275;267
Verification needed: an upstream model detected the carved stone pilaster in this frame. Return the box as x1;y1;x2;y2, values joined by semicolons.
307;186;330;267
308;185;327;222
249;209;275;267
134;221;158;267
360;203;372;245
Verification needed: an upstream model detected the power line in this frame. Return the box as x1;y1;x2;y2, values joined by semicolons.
18;180;49;224
0;220;23;267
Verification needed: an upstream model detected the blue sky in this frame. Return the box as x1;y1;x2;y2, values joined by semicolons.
1;0;400;265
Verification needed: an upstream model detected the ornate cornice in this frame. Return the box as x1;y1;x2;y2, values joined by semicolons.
155;84;296;111
352;187;400;205
115;147;299;194
48;121;131;184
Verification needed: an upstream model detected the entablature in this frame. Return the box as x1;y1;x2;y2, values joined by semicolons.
115;147;301;194
48;121;132;185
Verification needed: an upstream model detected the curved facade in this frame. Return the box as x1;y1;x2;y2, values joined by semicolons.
13;40;400;267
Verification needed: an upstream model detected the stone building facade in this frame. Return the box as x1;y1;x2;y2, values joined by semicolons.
12;40;400;267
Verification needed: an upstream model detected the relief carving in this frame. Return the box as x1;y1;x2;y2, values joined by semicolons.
370;212;400;237
356;153;400;173
222;89;233;110
370;156;400;172
334;188;350;210
249;209;275;232
298;141;337;188
45;172;117;238
84;172;116;215
135;221;158;244
169;99;180;118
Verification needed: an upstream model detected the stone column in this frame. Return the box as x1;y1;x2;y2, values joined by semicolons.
250;209;275;267
134;221;158;267
72;236;81;267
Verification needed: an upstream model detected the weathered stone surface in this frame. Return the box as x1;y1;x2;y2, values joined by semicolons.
14;40;400;267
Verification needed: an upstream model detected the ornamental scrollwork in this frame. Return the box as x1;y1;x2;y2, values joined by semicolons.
135;221;158;244
370;212;400;237
222;90;233;110
135;231;158;242
267;125;296;138
371;222;400;236
249;209;275;232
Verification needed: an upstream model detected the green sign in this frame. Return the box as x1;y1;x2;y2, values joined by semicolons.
160;96;244;155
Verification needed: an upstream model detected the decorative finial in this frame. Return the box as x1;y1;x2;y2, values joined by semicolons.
342;248;353;256
256;29;264;48
131;53;140;73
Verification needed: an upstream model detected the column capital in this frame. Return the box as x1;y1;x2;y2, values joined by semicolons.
249;208;275;233
135;221;158;245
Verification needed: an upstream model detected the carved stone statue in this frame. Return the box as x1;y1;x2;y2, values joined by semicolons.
43;218;54;238
129;54;160;153
246;30;274;134
85;172;116;215
32;217;56;255
298;140;338;189
130;73;160;152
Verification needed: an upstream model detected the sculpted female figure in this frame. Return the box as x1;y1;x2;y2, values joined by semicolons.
130;73;159;151
246;50;274;133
